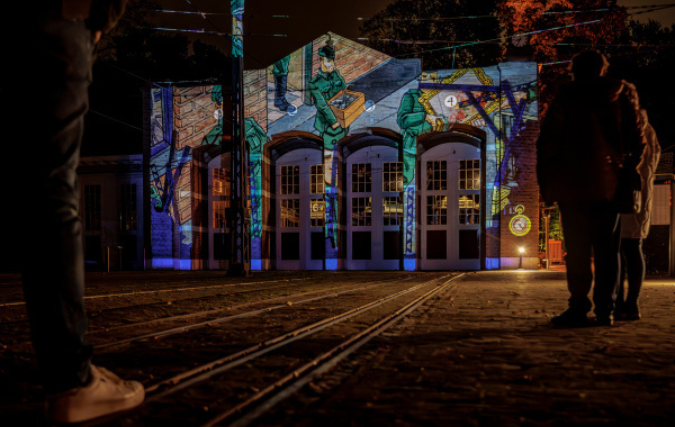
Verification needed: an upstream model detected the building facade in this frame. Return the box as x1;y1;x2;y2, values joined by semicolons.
79;155;144;271
144;33;540;271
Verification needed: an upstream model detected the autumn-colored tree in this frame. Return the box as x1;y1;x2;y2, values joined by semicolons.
499;0;628;116
360;0;503;69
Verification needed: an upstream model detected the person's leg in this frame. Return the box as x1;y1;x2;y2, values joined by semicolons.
558;202;594;315
623;238;644;318
3;14;94;394
590;200;621;321
616;238;628;313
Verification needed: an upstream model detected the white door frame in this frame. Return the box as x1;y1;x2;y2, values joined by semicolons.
420;142;481;271
275;148;324;270
346;145;400;270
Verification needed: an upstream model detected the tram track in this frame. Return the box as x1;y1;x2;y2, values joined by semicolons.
2;276;415;351
0;277;311;308
94;275;417;350
88;273;462;427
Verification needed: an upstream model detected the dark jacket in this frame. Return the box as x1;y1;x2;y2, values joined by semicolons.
537;77;644;204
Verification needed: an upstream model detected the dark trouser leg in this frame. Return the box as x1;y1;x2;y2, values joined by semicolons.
622;238;645;307
2;16;94;393
558;202;594;314
590;201;621;317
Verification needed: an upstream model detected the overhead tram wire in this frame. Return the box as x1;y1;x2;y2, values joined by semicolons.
392;18;603;59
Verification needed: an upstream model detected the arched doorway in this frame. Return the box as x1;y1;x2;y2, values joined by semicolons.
343;133;402;270
418;129;486;270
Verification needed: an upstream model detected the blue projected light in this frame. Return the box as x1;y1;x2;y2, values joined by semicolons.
404;258;416;271
251;259;262;271
325;258;338;271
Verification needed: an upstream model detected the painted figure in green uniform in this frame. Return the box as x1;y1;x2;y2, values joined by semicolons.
272;55;296;113
309;39;346;254
309;42;347;153
396;88;435;264
246;117;267;240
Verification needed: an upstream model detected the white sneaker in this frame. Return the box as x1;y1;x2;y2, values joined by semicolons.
45;365;145;424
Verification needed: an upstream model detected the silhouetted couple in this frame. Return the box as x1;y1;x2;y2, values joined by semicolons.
537;50;657;328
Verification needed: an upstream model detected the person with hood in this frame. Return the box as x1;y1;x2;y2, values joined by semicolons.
537;50;644;328
0;1;144;423
616;110;661;321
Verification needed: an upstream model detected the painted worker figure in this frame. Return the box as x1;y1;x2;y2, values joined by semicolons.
245;117;268;240
309;41;347;248
272;55;297;113
537;50;644;328
0;1;144;424
309;42;348;152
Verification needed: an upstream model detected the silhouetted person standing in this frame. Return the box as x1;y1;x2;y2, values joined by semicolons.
537;50;643;327
616;110;660;321
0;1;144;423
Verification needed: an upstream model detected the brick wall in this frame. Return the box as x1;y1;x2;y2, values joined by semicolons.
312;33;390;84
499;120;540;268
244;69;268;130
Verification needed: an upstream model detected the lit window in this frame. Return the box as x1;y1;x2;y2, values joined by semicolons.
459;194;480;224
383;197;402;226
120;183;137;231
213;168;230;196
426;195;447;225
281;199;300;227
281;165;300;195
84;185;101;231
352;197;372;226
310;199;325;227
426;161;447;191
459;159;480;190
351;164;372;193
383;162;403;192
310;165;325;194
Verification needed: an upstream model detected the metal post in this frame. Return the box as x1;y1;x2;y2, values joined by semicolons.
107;246;110;273
229;1;250;276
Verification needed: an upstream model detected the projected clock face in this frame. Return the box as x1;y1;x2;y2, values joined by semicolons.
509;206;532;236
444;95;458;108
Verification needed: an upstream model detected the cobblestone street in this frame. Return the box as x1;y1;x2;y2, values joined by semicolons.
1;271;674;426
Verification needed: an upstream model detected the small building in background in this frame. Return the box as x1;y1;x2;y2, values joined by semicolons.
78;154;144;271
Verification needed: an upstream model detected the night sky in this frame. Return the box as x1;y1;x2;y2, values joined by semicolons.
153;1;675;69
157;0;395;68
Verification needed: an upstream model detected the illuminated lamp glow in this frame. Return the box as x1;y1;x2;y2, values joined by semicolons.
519;247;525;254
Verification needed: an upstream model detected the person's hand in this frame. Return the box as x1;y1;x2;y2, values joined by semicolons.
331;122;340;130
94;31;102;43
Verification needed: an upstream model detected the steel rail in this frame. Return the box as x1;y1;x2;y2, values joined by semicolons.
206;273;465;427
0;278;311;308
95;276;417;350
143;274;454;402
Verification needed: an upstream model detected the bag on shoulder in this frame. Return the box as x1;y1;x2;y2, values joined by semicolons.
616;162;641;214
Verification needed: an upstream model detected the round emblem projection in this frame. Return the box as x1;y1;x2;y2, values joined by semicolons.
444;95;458;108
509;205;532;237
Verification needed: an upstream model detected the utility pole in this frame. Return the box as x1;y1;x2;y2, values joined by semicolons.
229;0;250;276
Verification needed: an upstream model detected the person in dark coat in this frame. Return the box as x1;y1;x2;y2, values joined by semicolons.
0;1;144;423
537;50;644;327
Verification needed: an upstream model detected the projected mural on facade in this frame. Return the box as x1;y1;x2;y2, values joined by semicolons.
148;32;538;271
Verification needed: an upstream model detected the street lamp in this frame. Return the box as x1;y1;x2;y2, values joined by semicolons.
519;246;525;269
